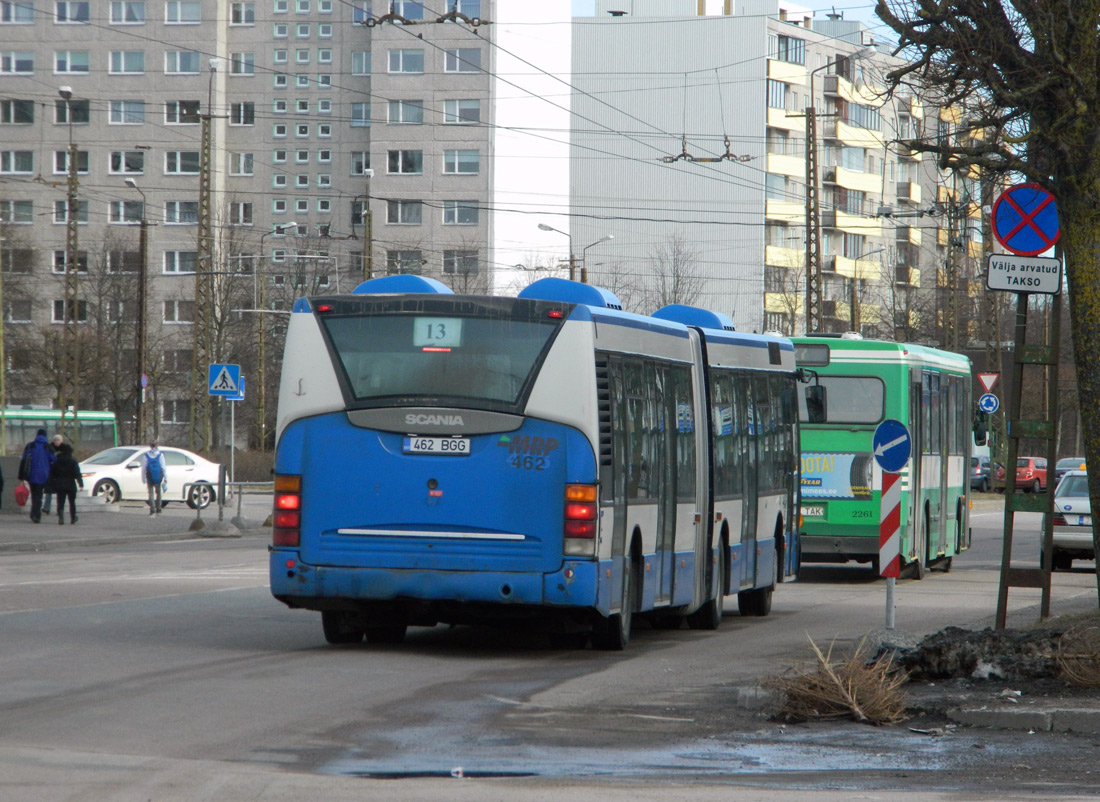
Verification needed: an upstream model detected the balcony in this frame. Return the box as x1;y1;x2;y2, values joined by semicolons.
897;181;922;204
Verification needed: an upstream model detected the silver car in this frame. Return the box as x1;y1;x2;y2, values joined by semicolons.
1046;470;1096;571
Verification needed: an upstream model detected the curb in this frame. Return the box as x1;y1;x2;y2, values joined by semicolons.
948;706;1100;733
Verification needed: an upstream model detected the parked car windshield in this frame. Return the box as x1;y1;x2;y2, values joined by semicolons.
83;447;141;465
1056;474;1089;498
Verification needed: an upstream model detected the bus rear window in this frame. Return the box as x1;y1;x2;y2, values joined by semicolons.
321;313;561;407
797;375;884;424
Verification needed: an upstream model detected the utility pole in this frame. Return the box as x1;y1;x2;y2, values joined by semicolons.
804;98;822;334
125;178;149;444
59;86;81;444
191;59;218;451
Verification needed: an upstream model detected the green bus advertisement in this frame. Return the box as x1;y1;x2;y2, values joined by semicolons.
1;408;119;456
793;336;973;578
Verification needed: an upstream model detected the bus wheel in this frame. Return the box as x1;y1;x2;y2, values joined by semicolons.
364;625;406;645
738;556;775;617
321;611;364;645
592;550;636;651
94;480;120;504
688;540;727;630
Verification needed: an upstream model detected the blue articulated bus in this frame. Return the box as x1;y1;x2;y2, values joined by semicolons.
270;275;802;649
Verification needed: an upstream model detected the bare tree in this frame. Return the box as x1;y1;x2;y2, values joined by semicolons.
641;232;705;313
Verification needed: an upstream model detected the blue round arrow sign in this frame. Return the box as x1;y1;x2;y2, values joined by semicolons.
873;419;911;474
978;393;999;414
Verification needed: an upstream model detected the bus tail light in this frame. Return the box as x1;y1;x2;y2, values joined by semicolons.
273;474;302;547
563;483;597;558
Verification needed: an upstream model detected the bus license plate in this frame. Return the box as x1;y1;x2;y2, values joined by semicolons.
801;505;825;518
403;436;470;456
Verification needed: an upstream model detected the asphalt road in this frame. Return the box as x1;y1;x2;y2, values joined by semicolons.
1;498;1098;801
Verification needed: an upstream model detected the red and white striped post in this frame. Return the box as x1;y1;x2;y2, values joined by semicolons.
879;470;902;629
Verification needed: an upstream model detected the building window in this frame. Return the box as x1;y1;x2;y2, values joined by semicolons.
55;1;89;23
442;200;478;225
392;0;423;19
318;22;331;36
316;149;331;163
295;149;309;163
316;175;331;189
849;102;881;131
165;100;200;124
165;50;200;73
294;174;309;188
318;48;332;64
0;199;32;223
295;122;309;137
351;151;370;175
165;151;200;174
317;123;331;137
163;299;195;323
273;123;288;137
53;199;88;223
274;73;288;88
53;299;89;323
387;149;423;174
109;100;145;124
444;48;480;72
273;174;287;189
108;200;143;223
352;51;370;75
386;200;422;224
273;149;288;163
272;199;287;214
231;152;254;175
0;99;34;123
52;250;88;273
766;79;787;110
164;200;199;224
55;98;89;123
163;349;192;371
109;0;144;23
295;22;308;36
53;150;89;174
230;202;253;225
294;199;308;214
162;250;195;271
443;149;479;174
296;73;310;88
109;150;144;174
317;98;332;114
1;1;35;23
162;398;191;424
109;50;145;74
386;249;422;274
765;173;787;200
274;22;288;37
55;50;90;73
107;250;141;272
165;0;200;23
443;250;478;275
388;99;423;124
2;247;33;272
444;98;480;124
295;48;309;64
231;102;256;125
0;51;33;73
6;299;31;322
230;1;253;23
230;52;255;75
388;48;423;73
274;0;286;11
774;34;805;65
350;102;370;126
0;150;33;173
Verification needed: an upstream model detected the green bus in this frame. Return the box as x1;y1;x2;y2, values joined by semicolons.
2;408;119;455
793;335;973;578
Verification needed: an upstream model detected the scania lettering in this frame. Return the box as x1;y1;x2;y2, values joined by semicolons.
271;275;803;649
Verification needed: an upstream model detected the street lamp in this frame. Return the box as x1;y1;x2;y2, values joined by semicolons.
581;234;614;283
59;85;80;441
124;178;148;443
848;247;885;333
537;222;576;280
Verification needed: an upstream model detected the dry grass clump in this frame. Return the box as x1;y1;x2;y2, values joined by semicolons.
1057;621;1100;687
764;635;909;725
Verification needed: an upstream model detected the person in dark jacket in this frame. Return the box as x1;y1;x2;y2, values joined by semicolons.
42;434;62;516
19;429;55;523
50;442;83;524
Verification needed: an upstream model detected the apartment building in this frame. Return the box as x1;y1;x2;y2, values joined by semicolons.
0;0;493;447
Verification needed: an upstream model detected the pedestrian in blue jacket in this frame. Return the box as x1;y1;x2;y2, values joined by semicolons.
19;429;56;523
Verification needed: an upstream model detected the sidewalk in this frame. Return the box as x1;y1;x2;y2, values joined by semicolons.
0;494;271;553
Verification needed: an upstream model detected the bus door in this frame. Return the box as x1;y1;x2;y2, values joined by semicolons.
739;371;759;589
934;372;949;556
651;362;675;605
908;371;924;562
606;356;628;569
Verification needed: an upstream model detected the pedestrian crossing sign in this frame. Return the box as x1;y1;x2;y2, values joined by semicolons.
208;363;242;396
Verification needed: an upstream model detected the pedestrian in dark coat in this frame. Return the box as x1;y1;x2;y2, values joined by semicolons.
42;434;62;516
50;443;83;524
19;429;55;523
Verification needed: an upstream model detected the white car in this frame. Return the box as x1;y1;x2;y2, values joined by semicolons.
1045;470;1095;572
79;446;223;509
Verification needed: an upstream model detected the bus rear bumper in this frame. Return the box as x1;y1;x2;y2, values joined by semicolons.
269;551;603;613
800;535;878;563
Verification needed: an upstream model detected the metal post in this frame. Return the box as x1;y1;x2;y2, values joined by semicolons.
60;86;80;444
125;179;148;445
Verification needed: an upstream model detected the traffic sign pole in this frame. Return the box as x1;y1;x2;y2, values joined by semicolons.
880;471;902;629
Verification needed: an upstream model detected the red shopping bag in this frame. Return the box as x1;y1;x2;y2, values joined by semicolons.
14;483;29;507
